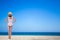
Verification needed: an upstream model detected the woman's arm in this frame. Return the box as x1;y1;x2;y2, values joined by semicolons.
13;17;16;23
4;18;8;22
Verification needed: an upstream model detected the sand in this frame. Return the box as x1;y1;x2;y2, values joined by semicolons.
0;35;60;40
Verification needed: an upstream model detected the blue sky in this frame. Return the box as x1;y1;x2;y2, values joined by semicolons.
0;0;60;32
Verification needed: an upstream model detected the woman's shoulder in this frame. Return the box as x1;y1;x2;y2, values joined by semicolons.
8;16;13;19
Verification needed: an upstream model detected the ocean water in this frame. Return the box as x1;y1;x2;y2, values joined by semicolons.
0;32;60;36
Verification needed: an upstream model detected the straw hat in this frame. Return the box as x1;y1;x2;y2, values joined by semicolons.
8;12;12;15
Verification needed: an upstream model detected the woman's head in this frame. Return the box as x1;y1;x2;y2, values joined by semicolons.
8;12;12;17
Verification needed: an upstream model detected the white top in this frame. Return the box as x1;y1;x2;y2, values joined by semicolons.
8;17;13;26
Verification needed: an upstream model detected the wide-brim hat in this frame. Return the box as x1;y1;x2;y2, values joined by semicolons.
8;12;12;15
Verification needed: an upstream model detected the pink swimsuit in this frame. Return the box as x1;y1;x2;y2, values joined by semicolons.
8;17;13;26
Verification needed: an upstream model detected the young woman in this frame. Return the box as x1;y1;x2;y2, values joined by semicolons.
5;12;16;40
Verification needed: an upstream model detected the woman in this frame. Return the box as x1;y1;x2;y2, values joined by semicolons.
5;12;16;40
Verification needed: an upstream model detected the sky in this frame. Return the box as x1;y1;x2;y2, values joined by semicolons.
0;0;60;32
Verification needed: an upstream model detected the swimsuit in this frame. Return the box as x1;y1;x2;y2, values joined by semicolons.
8;17;13;26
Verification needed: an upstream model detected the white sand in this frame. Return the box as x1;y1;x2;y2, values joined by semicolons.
0;35;60;40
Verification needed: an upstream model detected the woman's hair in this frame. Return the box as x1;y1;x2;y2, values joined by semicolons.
8;12;12;17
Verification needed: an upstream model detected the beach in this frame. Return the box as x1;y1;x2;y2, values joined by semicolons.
0;36;60;40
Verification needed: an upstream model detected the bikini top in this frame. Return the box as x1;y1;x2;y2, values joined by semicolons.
8;17;13;23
